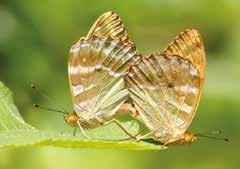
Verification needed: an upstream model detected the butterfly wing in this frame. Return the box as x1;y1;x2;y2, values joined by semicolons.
68;36;140;122
163;28;206;78
125;29;205;141
86;11;135;48
125;54;202;141
162;29;206;129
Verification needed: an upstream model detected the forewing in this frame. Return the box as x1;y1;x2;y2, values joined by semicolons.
68;36;140;121
163;28;206;78
163;28;206;130
86;11;135;48
125;54;202;139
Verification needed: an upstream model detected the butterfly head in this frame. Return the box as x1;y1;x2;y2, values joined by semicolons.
161;132;197;145
64;111;100;128
182;132;197;143
63;112;80;127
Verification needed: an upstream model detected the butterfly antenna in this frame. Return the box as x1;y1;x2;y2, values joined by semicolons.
30;82;66;112
195;133;229;142
195;130;222;135
33;104;67;114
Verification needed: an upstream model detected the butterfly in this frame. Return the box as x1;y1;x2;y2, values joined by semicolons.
64;11;141;138
124;29;207;145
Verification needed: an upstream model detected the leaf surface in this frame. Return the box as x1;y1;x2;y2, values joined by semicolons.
0;81;166;151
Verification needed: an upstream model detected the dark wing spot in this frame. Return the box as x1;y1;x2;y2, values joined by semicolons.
168;83;174;88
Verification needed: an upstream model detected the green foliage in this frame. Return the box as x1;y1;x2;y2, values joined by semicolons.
1;1;239;168
0;81;165;151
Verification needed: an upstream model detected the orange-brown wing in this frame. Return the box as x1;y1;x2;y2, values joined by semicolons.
162;28;206;131
86;11;135;48
163;28;206;78
125;53;202;141
68;35;140;121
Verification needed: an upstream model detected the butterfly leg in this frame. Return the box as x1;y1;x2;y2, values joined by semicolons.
118;103;139;117
136;132;153;142
73;127;77;136
103;119;137;140
77;120;91;139
163;138;181;146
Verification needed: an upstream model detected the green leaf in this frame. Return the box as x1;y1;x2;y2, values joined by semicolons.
0;81;166;151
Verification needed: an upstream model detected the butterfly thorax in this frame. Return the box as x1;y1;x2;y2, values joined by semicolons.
155;132;196;146
64;112;100;128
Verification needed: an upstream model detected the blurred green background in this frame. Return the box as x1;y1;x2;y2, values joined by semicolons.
0;0;239;169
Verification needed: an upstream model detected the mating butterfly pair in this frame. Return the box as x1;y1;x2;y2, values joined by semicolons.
64;11;206;145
